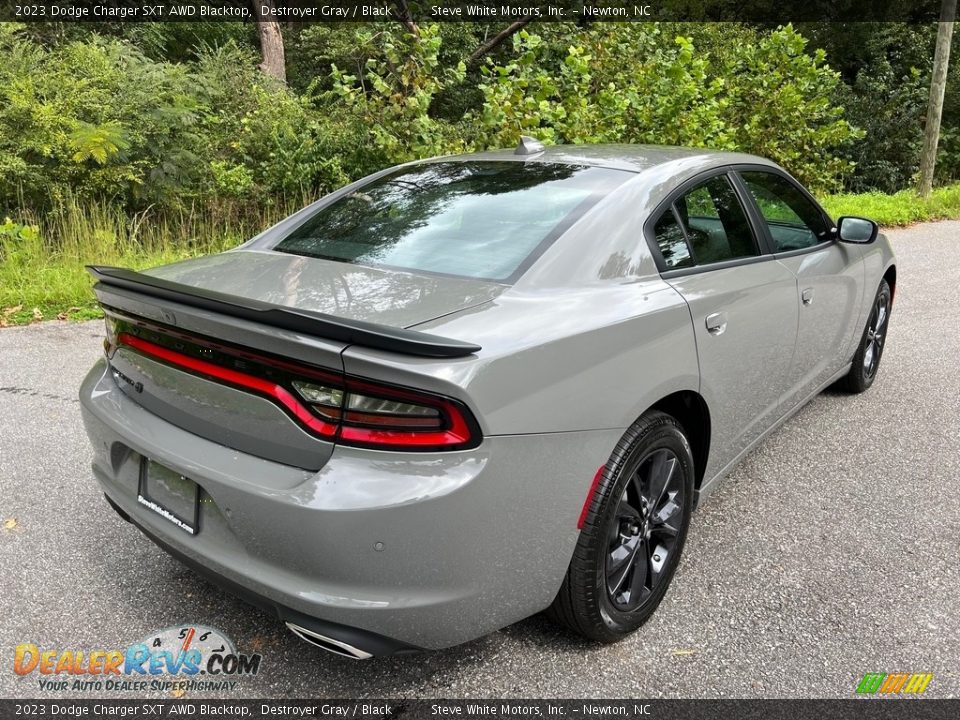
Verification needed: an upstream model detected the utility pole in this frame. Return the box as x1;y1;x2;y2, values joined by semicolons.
918;0;957;198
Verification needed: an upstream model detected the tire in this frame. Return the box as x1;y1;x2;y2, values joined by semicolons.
837;279;892;394
547;411;695;643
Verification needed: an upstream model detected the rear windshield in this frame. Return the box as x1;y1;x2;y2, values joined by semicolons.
273;161;631;282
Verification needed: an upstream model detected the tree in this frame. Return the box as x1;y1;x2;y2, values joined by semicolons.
467;18;536;66
253;0;286;84
918;0;957;197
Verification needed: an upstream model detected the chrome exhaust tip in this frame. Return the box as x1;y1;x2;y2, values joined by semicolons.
285;621;374;660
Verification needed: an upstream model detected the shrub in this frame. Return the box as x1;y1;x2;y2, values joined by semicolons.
330;24;468;165
715;25;859;191
472;26;730;150
471;24;858;191
0;28;362;217
0;28;207;211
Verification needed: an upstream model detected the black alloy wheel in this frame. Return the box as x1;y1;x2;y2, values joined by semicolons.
606;448;684;611
862;287;890;380
547;411;695;642
838;278;892;394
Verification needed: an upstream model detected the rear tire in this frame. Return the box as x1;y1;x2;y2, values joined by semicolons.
547;411;695;643
837;279;892;394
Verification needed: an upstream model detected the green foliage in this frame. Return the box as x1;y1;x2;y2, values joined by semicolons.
0;28;359;216
822;183;960;227
835;64;926;193
0;29;208;210
331;24;468;164
6;17;960;326
68;121;131;165
472;24;856;191
0;216;41;265
195;44;357;201
473;26;730;149
0;197;297;322
713;25;859;191
800;23;933;193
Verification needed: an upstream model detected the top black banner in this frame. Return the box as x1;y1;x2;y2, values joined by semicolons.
0;0;954;24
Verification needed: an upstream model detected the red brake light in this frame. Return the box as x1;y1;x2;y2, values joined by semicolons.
118;333;338;438
111;321;480;451
288;374;476;449
337;378;475;449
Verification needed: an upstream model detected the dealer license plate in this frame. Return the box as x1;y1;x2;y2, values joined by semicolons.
137;459;199;535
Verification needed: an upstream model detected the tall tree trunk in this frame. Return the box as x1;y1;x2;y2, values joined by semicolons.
918;0;956;198
253;0;286;84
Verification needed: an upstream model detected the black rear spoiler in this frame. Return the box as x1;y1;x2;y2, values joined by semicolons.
86;266;482;359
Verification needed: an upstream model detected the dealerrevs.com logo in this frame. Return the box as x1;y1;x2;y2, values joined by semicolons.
13;625;262;693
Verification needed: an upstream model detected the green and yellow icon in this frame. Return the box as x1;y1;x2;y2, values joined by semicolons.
856;672;933;695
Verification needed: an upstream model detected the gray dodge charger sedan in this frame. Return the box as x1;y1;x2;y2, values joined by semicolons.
80;141;896;659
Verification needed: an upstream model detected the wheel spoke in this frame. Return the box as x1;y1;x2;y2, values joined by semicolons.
651;519;680;539
646;450;677;513
608;539;642;596
652;493;681;526
876;306;887;330
625;538;650;604
608;535;639;580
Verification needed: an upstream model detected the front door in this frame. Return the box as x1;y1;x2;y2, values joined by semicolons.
650;173;799;480
736;170;864;409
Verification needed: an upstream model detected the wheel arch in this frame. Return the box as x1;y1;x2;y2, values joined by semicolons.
648;390;711;501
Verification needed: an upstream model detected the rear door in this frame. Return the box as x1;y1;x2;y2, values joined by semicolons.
735;169;865;409
647;171;799;479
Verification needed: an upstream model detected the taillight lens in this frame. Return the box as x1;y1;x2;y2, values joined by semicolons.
108;314;480;452
290;377;474;449
291;381;344;422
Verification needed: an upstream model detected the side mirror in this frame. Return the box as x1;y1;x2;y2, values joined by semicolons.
836;216;878;244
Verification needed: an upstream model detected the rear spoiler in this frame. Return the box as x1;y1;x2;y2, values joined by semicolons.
86;266;482;359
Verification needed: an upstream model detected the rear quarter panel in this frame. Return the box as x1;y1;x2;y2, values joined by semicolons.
341;279;699;438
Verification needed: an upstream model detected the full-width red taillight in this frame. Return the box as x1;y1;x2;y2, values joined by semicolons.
112;322;480;452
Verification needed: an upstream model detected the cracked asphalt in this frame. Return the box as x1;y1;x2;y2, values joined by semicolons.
1;222;958;699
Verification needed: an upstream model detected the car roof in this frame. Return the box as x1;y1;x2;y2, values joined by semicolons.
429;144;777;174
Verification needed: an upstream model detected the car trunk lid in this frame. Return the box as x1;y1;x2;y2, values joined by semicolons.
145;250;506;329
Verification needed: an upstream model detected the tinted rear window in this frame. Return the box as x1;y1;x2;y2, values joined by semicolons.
273;162;631;282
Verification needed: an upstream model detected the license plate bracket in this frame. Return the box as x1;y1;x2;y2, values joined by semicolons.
137;459;200;535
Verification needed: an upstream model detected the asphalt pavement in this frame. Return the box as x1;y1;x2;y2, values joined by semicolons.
1;221;958;699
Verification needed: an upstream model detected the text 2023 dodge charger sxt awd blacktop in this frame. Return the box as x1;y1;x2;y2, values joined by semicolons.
80;140;896;659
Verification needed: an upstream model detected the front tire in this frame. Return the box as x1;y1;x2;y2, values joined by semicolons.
547;411;695;643
838;279;892;394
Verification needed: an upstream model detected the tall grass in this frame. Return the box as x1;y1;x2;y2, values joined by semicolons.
821;183;960;226
0;196;303;323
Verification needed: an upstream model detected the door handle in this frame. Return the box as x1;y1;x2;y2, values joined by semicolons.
705;311;727;335
801;287;814;305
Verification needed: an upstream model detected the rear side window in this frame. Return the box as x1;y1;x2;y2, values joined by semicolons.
273;162;631;282
653;210;693;269
739;171;830;252
653;174;759;269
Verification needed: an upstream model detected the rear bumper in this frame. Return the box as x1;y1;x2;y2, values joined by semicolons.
80;359;622;651
104;494;416;658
